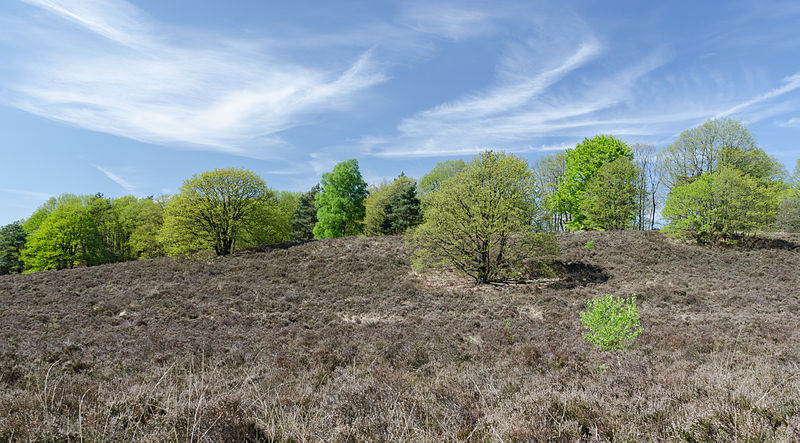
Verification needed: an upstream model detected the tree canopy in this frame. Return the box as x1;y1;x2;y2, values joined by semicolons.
582;157;642;231
160;168;273;256
662;118;784;188
0;222;26;275
290;185;320;241
411;151;558;284
554;135;633;230
313;159;368;239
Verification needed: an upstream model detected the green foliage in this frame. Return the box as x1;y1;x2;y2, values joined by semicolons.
410;151;559;284
22;195;107;271
241;190;298;246
663;166;780;243
290;185;320;241
313;159;368;239
663;118;784;188
382;175;422;235
580;294;643;352
532;152;567;231
127;197;166;258
554;135;633;230
418;159;467;199
775;188;800;232
582;157;642;230
583;240;594;250
0;222;27;275
363;180;392;237
159;168;273;256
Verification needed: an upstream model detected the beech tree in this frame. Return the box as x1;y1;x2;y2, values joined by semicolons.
160;168;273;256
411;151;558;284
582;157;642;230
22;195;106;271
662;118;784;188
418;159;467;199
313;159;368;238
663;166;779;242
554;135;633;230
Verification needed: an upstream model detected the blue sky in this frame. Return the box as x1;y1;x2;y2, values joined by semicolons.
1;0;800;225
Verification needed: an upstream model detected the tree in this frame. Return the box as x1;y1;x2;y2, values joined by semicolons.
0;222;26;275
363;180;392;237
290;185;320;241
22;195;106;271
242;190;298;246
160;168;273;256
127;197;166;258
313;159;368;238
532;153;567;231
662;118;784;189
364;175;423;236
632;144;665;230
554;135;633;230
662;166;779;243
418;159;467;199
410;151;559;284
382;175;422;235
582;157;642;230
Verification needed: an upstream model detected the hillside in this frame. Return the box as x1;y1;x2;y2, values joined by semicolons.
1;231;799;441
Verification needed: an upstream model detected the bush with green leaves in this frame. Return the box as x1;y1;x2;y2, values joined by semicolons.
580;294;642;352
410;150;559;284
662;166;780;243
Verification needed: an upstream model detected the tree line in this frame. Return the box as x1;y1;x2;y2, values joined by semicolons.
1;118;799;279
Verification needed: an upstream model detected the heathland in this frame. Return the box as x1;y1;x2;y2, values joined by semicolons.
1;231;799;441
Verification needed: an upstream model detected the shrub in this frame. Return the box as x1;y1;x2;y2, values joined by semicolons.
580;294;642;352
410;151;559;284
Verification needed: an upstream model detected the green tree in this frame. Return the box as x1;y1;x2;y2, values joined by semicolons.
410;151;559;284
242;190;298;245
22;195;106;271
127;197;166;258
418;159;467;199
290;185;320;241
663;166;779;243
582;157;642;230
159;168;273;256
363;180;392;237
554;135;633;230
0;222;26;275
662;118;784;188
313;159;368;238
364;175;423;236
382;175;422;235
532;152;567;231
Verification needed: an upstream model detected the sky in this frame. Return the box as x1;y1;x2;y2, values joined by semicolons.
1;0;800;225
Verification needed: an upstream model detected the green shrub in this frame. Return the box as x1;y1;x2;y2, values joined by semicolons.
580;294;642;352
584;240;594;250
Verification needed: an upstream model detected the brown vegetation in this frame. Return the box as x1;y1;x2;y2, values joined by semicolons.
1;231;799;441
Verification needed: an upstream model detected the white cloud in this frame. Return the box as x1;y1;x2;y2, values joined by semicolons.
399;3;495;40
0;188;55;200
8;0;387;157
715;73;800;118
96;166;135;193
776;117;800;128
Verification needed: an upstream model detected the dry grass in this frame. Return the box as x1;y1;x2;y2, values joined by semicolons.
1;231;799;441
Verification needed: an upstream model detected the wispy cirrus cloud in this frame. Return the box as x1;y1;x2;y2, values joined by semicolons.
6;0;387;157
96;166;135;193
715;73;800;119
